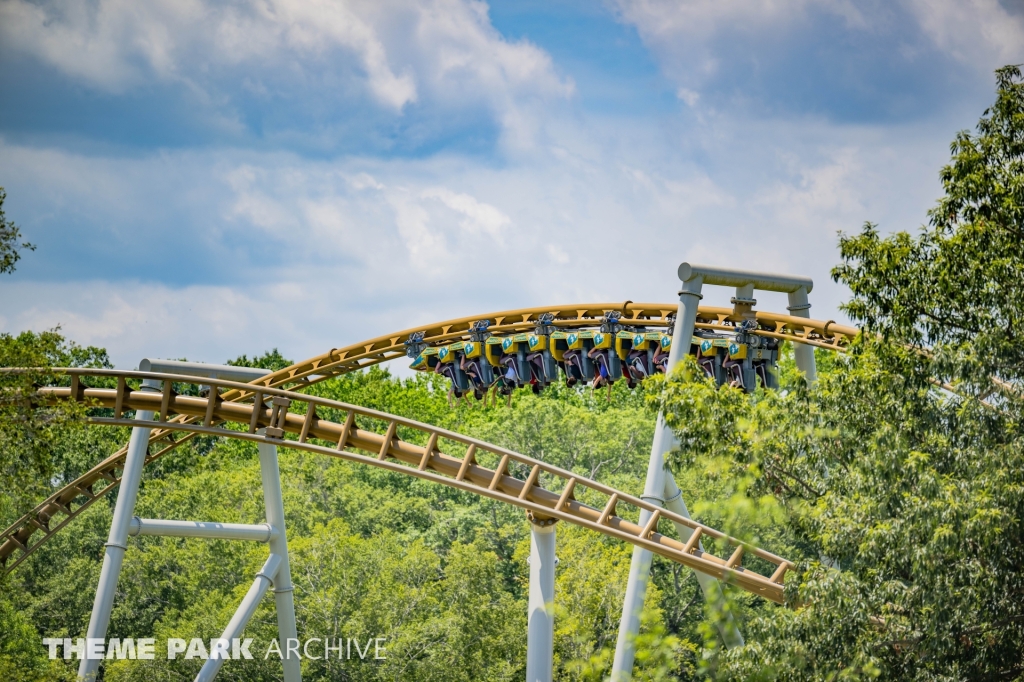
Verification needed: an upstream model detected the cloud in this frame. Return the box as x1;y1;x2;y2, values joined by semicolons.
0;99;957;368
0;0;571;146
904;0;1024;68
611;0;1023;121
421;187;510;244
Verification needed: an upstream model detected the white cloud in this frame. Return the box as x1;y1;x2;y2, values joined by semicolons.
421;187;510;244
613;0;1024;96
0;105;955;368
0;0;571;144
904;0;1024;68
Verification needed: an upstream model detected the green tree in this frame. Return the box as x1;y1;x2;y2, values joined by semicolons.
834;65;1024;394
0;188;34;275
0;330;114;527
665;66;1024;680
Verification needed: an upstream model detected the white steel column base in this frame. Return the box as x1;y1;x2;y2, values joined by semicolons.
257;440;301;682
79;378;160;682
526;522;556;682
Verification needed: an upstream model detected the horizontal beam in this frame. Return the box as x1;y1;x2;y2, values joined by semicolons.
137;359;270;383
678;263;814;294
128;517;276;542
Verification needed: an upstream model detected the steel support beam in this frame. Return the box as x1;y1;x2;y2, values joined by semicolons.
611;276;705;681
787;288;817;385
194;553;282;682
257;440;301;682
662;475;743;648
128;517;276;542
526;522;556;682
79;377;161;682
138;358;271;383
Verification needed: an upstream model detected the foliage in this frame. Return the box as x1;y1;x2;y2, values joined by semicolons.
3;67;1024;681
667;66;1024;680
227;348;293;372
834;65;1024;394
0;187;35;275
0;363;693;681
0;330;116;526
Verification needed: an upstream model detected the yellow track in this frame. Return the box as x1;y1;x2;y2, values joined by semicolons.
13;369;796;602
0;303;857;588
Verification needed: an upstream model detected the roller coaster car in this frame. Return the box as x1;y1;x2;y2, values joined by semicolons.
734;332;781;391
435;344;471;397
654;334;671;373
694;326;780;393
620;331;663;381
587;330;623;386
495;333;554;392
552;331;592;386
409;347;440;371
460;340;495;395
695;334;730;385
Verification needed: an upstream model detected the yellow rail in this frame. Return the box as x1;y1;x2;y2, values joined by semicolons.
3;369;795;602
0;302;854;579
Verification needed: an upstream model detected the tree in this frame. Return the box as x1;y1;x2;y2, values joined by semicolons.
660;66;1024;680
0;188;34;275
0;330;114;528
834;65;1024;394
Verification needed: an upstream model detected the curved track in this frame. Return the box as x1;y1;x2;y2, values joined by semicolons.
0;303;857;581
15;369;796;601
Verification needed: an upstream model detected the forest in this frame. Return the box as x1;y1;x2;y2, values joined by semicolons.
0;67;1022;681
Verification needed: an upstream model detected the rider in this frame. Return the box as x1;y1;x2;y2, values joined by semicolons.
434;358;464;405
562;349;583;387
460;353;489;398
626;348;650;382
587;346;614;398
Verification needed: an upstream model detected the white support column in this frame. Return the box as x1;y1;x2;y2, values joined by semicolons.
195;553;283;682
787;287;817;385
79;377;161;682
526;522;557;682
257;440;301;682
611;275;704;681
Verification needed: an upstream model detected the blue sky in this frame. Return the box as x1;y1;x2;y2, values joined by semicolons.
1;0;1021;368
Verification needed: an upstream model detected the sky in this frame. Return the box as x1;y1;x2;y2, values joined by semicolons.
1;0;1022;369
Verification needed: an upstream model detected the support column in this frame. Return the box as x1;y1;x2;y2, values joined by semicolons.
79;377;161;682
662;475;743;648
787;287;817;385
195;553;282;682
526;521;556;682
611;275;705;681
257;440;301;682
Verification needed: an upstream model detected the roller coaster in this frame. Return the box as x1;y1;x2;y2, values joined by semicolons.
1;264;858;681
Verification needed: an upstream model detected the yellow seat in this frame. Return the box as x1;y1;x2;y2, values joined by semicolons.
485;337;504;366
437;342;466;364
550;331;569;361
615;331;635;360
728;342;747;360
409;347;439;371
463;340;484;359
